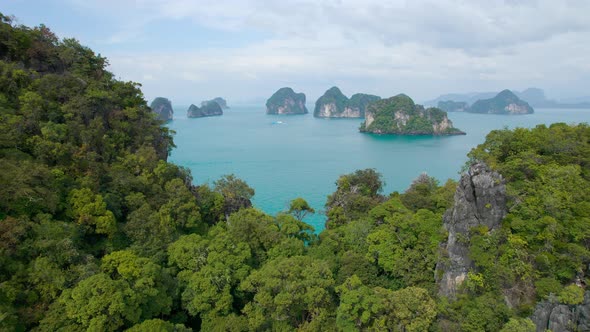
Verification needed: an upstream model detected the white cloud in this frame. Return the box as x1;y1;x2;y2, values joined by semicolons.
64;0;590;102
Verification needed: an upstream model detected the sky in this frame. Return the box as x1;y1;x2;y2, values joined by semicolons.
4;0;590;105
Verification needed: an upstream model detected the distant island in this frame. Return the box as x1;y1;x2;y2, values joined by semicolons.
469;90;534;114
150;97;174;121
266;87;308;115
187;101;223;118
360;94;465;135
314;87;380;118
427;87;590;109
437;100;469;112
202;97;229;109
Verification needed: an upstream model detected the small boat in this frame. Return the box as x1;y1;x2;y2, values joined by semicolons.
272;120;286;125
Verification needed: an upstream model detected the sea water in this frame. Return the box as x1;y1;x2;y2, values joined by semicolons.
168;106;590;232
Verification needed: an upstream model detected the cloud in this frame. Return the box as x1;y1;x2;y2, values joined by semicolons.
75;0;590;49
62;0;590;102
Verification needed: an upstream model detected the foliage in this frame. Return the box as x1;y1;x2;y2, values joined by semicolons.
239;256;335;330
336;276;437;331
325;168;384;227
288;197;315;221
214;174;254;219
361;93;463;135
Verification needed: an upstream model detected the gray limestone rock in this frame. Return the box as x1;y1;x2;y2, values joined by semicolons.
531;291;590;332
436;162;507;297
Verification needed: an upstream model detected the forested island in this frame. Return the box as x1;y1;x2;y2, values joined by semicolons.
314;86;380;118
266;87;308;114
435;89;534;114
187;101;223;118
360;94;465;135
150;97;174;121
3;13;590;332
429;87;590;109
202;97;229;109
469;89;534;114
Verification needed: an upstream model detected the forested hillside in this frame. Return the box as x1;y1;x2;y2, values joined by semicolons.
1;14;590;331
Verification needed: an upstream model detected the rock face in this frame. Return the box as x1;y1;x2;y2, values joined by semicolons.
531;291;590;332
437;162;507;297
314;86;380;118
266;87;308;115
202;97;229;109
469;89;534;114
187;101;223;118
360;94;465;135
150;97;173;121
437;100;469;112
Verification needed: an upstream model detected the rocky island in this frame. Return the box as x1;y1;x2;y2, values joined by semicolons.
314;86;380;118
360;94;465;135
150;97;173;121
469;89;534;114
187;101;223;118
202;97;229;109
266;87;308;115
437;100;469;112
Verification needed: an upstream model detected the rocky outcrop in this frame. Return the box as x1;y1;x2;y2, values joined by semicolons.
360;94;465;135
531;291;590;332
266;87;308;115
469;89;534;114
437;100;469;112
314;87;380;118
202;97;229;109
150;97;173;121
187;101;223;118
266;88;308;114
437;162;507;297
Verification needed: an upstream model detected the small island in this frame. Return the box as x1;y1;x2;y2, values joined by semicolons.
202;97;229;109
266;87;308;115
314;86;380;118
437;100;469;112
360;94;465;135
187;101;223;118
150;97;174;121
469;89;534;114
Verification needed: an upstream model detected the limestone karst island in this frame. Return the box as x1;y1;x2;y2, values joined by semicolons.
265;87;308;114
437;89;535;114
314;86;380;118
150;97;174;121
187;101;223;118
360;94;466;135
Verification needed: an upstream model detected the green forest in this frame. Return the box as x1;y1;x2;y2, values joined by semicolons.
2;14;590;331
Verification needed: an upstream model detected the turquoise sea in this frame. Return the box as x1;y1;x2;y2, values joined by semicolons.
168;106;590;232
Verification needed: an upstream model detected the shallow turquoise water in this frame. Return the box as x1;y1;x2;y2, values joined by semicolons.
168;106;590;232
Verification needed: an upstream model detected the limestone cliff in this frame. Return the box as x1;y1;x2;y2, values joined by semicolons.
469;89;534;114
150;97;173;121
360;94;465;135
313;86;380;118
531;291;590;332
437;162;507;297
266;87;308;115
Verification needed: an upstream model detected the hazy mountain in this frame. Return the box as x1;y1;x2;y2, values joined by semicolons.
426;88;590;109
